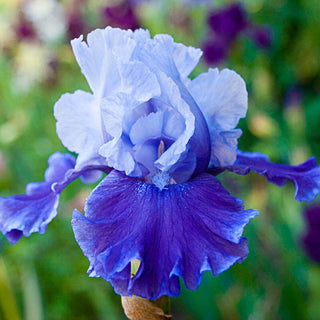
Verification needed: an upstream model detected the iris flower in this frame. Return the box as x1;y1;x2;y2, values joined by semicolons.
1;27;320;300
203;2;272;64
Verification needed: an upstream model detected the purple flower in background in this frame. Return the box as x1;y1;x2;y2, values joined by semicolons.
203;2;273;64
66;10;86;40
302;205;320;263
207;2;248;40
102;1;140;30
202;36;230;65
1;27;320;300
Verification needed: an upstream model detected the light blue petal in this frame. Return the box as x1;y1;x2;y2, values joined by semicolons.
188;68;247;166
54;90;105;168
100;138;137;176
129;111;164;145
210;129;243;167
172;42;202;79
152;73;195;174
130;110;181;176
71;27;150;97
135;34;211;174
100;60;161;137
134;33;201;81
98;95;136;175
188;68;247;131
162;109;186;140
118;60;161;103
133;142;158;175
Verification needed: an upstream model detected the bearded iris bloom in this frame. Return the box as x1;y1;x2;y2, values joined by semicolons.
1;27;320;300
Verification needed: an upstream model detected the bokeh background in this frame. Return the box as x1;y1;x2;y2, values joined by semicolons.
1;0;320;319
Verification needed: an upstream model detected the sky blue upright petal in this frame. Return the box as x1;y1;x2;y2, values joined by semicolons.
188;68;248;167
71;27;149;97
132;34;211;176
54;90;106;169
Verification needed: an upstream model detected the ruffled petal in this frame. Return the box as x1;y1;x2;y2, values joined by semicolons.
54;90;105;168
118;60;161;103
134;35;211;175
188;68;247;167
71;27;148;97
99;71;198;180
0;153;110;244
99;96;137;175
211;150;320;202
72;170;258;300
0;153;75;244
153;72;196;175
135;34;201;82
134;34;181;81
209;129;243;167
172;42;202;80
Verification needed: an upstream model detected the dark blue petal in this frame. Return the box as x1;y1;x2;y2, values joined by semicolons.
211;150;320;202
72;170;258;300
0;153;110;244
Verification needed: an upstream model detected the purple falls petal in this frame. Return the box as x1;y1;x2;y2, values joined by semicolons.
211;150;320;202
0;153;110;244
0;153;75;244
72;170;258;300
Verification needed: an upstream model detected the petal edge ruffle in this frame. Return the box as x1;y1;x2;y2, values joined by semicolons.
0;153;111;244
210;150;320;202
72;170;258;300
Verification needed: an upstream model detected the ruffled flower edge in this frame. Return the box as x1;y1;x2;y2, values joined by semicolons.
209;150;320;202
71;170;258;300
0;152;110;244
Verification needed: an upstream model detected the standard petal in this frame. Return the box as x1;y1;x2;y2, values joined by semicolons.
72;170;258;300
210;129;243;167
188;68;247;167
71;27;137;96
0;153;111;244
54;90;105;167
172;42;202;79
71;27;151;97
119;60;161;103
135;35;212;175
153;72;202;179
212;150;320;202
134;34;181;81
134;34;202;81
99;72;200;180
129;111;165;146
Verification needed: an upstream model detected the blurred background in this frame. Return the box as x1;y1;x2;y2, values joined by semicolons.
1;0;320;319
